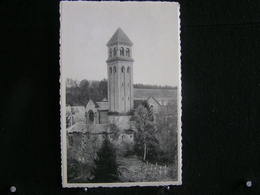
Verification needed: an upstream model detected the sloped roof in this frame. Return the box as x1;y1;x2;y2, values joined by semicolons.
67;122;87;133
147;96;161;106
124;129;135;134
107;28;133;46
86;99;99;108
96;101;108;110
134;88;177;100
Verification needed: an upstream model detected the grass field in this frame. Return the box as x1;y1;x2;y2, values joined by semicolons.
118;155;176;182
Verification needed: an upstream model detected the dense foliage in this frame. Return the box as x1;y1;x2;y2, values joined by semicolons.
133;103;158;162
66;78;175;106
154;104;178;165
66;78;178;182
133;101;178;165
66;79;107;106
91;135;119;182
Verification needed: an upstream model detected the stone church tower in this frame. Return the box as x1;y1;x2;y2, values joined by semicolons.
106;28;134;113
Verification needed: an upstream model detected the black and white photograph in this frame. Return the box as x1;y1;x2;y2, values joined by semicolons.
60;1;181;187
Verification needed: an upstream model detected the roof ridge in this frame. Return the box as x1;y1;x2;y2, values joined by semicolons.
107;28;133;46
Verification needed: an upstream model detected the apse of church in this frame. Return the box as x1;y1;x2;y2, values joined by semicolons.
106;28;134;113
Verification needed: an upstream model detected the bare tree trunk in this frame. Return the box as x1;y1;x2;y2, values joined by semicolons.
143;143;147;161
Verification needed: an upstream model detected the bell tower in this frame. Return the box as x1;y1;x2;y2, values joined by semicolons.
106;28;134;113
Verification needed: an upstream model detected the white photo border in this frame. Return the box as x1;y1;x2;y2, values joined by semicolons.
60;1;182;188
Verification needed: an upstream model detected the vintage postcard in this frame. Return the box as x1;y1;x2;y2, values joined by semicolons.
60;1;181;187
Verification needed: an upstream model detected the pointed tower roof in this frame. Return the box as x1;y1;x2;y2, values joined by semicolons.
107;28;133;46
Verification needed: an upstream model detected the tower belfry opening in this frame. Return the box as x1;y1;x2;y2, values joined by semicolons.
106;28;134;113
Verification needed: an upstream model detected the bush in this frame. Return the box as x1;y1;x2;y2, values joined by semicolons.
67;158;80;182
117;142;134;157
67;158;93;183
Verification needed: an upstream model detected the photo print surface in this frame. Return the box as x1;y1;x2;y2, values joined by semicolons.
60;1;182;187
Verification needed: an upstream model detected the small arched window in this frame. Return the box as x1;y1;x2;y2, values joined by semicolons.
121;66;125;73
110;67;112;74
127;67;130;73
120;47;124;56
113;47;117;56
126;48;130;57
113;66;116;73
88;110;94;122
109;48;112;57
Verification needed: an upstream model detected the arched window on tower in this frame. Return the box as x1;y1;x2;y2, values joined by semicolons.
113;66;116;73
120;47;124;56
121;66;125;73
113;47;117;56
109;48;112;57
110;67;112;74
127;67;130;73
126;48;130;57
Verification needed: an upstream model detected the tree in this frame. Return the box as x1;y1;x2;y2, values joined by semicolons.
142;101;154;121
91;135;118;182
154;102;178;164
66;79;108;106
133;104;158;162
79;79;90;105
109;123;120;141
98;79;108;100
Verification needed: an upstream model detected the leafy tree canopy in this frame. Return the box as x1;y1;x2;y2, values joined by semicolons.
133;104;158;162
66;79;108;106
91;135;118;182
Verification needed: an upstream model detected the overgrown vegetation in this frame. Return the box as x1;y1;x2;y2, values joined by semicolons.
91;135;119;182
132;101;177;165
66;78;178;182
133;102;158;162
66;79;107;106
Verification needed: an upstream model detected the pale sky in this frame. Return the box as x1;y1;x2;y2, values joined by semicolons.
60;1;180;87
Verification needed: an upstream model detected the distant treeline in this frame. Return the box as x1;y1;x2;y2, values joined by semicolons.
66;78;176;106
133;83;176;89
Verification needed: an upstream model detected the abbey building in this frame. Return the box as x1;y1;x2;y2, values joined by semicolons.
83;28;134;130
66;28;176;136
